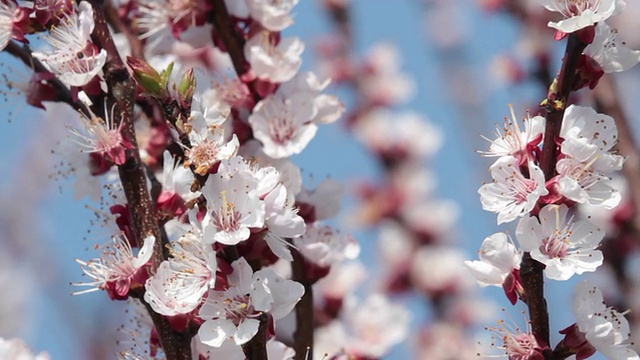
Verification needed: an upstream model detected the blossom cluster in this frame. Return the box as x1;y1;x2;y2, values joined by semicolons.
465;1;640;358
0;0;379;358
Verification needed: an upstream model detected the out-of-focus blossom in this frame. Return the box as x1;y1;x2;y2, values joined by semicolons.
539;0;623;34
0;338;50;360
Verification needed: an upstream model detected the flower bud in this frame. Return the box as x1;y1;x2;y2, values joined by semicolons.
127;56;166;97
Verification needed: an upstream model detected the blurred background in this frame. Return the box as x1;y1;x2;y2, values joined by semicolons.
1;0;640;358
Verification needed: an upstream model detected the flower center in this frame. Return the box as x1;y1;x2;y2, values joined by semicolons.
269;112;297;144
540;230;571;258
212;191;242;233
187;140;219;174
224;294;256;325
560;0;600;16
504;332;538;360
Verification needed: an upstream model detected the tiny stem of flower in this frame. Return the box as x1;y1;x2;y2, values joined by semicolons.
208;0;261;102
522;33;587;353
292;248;314;360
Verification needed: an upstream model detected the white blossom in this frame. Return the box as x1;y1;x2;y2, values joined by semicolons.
248;91;318;159
198;258;304;347
516;205;604;280
0;1;15;51
201;169;265;245
294;223;360;267
479;105;545;164
0;337;50;360
478;156;548;224
73;235;155;297
144;233;216;316
245;32;304;83
464;232;522;287
539;0;623;34
247;0;299;31
33;2;107;87
555;157;621;208
573;281;639;360
584;21;640;73
560;104;624;171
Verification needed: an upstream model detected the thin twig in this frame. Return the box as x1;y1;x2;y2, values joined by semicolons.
209;0;260;101
292;249;314;360
522;33;586;352
87;0;192;358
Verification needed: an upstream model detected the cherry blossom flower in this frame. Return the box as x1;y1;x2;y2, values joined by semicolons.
0;337;50;360
485;315;545;360
464;232;522;287
295;178;344;221
73;235;155;299
263;183;306;260
584;21;640;73
189;88;231;129
245;32;304;83
539;0;623;34
277;71;344;125
217;156;280;198
294;223;360;267
479;105;545;165
201;168;265;245
555;157;621;208
354;110;443;161
516;204;604;280
478;156;548;224
68;103;134;166
410;246;472;296
359;42;416;105
314;294;410;359
144;233;216;316
573;281;639;360
32;2;107;87
198;258;304;347
560;105;624;171
248;91;318;159
0;1;16;51
247;0;299;31
157;151;199;217
184;126;239;176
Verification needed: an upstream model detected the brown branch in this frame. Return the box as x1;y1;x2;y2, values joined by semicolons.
209;0;260;101
87;1;192;358
521;33;587;352
291;249;314;360
103;0;145;59
3;41;91;117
